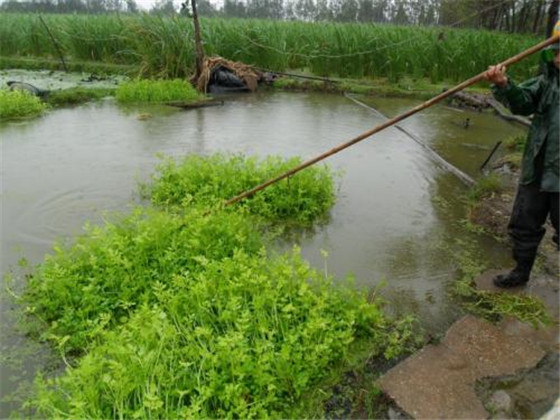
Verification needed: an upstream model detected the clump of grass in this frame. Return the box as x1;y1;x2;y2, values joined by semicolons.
504;134;526;153
0;89;47;119
465;173;504;203
115;79;202;103
495;134;526;170
144;154;336;226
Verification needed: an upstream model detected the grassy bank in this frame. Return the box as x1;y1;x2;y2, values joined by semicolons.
0;13;540;81
12;154;418;419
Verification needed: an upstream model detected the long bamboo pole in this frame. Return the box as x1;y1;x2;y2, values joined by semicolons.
224;35;559;208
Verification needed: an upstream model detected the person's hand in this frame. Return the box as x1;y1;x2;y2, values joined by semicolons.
484;64;508;87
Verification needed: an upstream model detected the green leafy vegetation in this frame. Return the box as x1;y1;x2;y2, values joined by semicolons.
16;153;414;419
451;239;552;328
29;248;396;419
115;79;202;103
0;89;47;119
144;154;336;226
465;173;504;203
0;13;540;81
504;134;526;154
20;208;265;353
497;134;526;170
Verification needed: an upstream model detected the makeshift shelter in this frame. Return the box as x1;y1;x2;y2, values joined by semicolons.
196;57;263;94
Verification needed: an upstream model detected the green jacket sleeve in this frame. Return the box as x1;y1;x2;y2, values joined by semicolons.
491;76;544;116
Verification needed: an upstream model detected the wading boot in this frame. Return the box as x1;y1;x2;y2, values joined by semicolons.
493;259;534;288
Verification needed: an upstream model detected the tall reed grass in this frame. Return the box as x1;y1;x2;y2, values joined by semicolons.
0;13;540;82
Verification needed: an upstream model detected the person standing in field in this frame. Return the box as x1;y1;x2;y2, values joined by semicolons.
484;21;559;288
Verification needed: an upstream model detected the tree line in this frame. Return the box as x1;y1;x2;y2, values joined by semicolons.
1;0;558;35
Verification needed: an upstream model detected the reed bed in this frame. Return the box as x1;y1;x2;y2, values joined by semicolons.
0;13;540;83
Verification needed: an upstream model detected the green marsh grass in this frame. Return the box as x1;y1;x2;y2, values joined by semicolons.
115;79;202;103
0;13;540;82
18;154;414;418
0;89;47;119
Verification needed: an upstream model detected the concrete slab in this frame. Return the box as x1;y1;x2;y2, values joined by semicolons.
377;315;546;419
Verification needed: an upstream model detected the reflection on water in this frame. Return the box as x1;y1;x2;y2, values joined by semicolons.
0;91;526;416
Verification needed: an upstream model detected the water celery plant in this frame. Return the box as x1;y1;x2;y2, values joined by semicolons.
144;154;336;225
115;79;203;103
30;248;395;419
0;89;47;119
18;153;415;419
21;208;264;352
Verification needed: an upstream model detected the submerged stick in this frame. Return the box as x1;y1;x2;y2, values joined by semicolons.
224;35;559;208
480;141;502;172
39;15;68;73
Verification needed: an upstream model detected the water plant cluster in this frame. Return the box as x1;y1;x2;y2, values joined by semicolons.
144;154;336;225
17;154;412;419
115;79;203;103
0;89;47;119
0;14;540;82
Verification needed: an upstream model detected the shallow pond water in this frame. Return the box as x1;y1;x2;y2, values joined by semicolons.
1;90;526;416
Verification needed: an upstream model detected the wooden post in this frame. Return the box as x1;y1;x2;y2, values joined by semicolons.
191;0;204;82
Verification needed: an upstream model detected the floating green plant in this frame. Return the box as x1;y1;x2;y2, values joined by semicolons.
16;152;416;419
28;247;397;419
0;89;47;119
144;154;337;226
115;79;202;103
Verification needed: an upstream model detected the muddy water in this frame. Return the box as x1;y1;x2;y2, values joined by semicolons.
1;91;525;416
